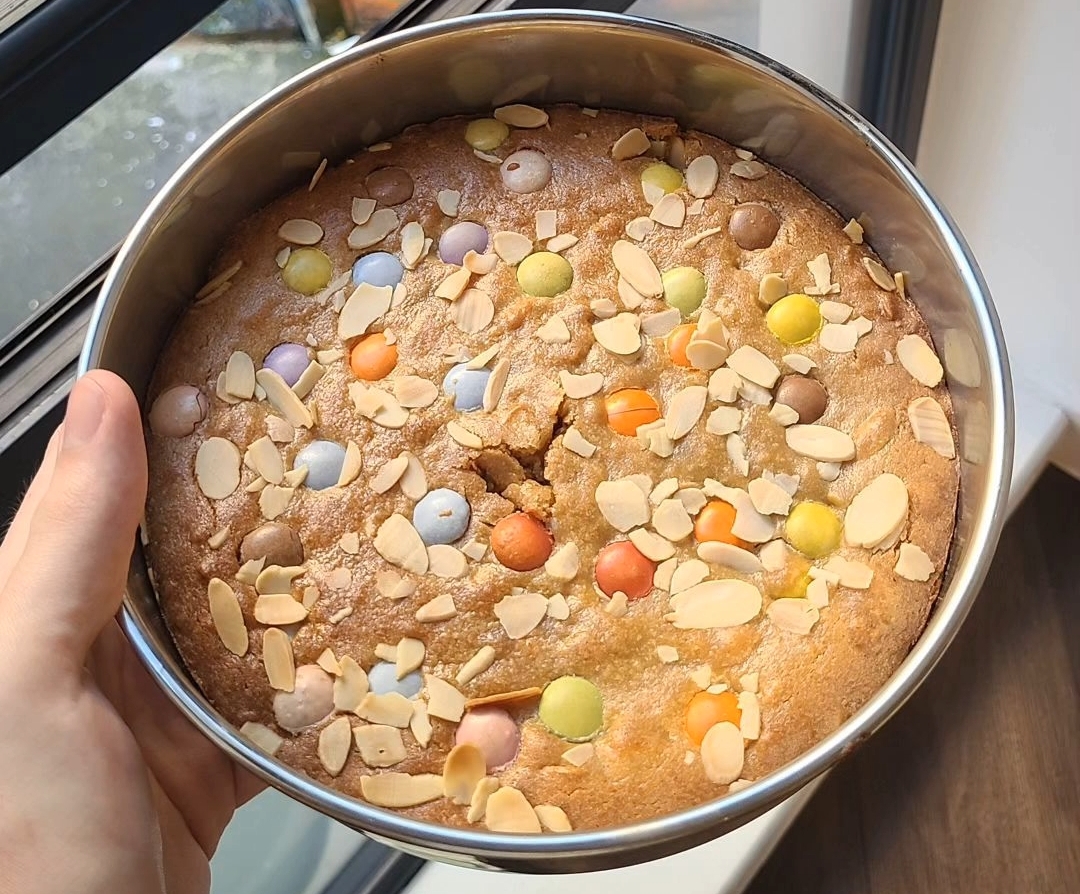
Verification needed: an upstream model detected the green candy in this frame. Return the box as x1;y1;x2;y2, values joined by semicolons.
282;248;332;295
784;501;842;558
662;266;707;316
517;251;573;297
641;162;684;195
766;293;821;345
464;118;510;152
539;676;603;742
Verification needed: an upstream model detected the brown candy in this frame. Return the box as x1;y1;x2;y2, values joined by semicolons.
365;167;414;206
240;522;304;567
775;375;827;424
728;203;780;250
147;385;207;438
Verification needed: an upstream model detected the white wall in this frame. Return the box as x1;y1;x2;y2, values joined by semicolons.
917;0;1080;475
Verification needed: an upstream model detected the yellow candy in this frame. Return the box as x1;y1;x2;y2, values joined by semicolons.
784;501;842;558
517;251;573;297
766;293;822;345
464;118;510;152
641;162;684;195
282;248;332;295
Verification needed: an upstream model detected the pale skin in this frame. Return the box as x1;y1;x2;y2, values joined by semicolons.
0;371;262;894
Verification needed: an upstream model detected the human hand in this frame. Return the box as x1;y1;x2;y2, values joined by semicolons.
0;372;262;894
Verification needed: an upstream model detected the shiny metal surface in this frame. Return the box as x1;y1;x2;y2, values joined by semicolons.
81;10;1013;873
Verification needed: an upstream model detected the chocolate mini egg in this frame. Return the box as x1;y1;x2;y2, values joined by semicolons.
148;385;207;438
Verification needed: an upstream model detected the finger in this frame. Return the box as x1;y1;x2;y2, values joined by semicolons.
0;424;62;592
0;371;146;666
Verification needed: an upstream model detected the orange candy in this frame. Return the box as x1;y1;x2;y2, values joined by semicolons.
349;332;398;381
490;512;554;571
594;540;656;600
694;500;750;549
667;323;696;367
603;389;661;436
685;691;742;746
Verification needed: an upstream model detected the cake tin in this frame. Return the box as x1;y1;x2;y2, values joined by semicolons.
81;10;1013;873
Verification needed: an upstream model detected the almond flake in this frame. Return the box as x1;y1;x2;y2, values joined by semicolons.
785;424;856;462
316;648;342;676
664;385;708;439
317;716;351;776
629;528;676;562
819;322;859;353
452;289;495;334
195;437;241;500
348;208;398;250
494;103;548;128
817;462;841;482
393;376;439;409
374;642;398;662
611;240;662;297
207;526;230;549
241;722;283;756
266;415;294;443
535;209;557;240
758;539;790;572
257;369;314;429
862;257;896;290
416;593;457;622
895;542;935;581
544;542;580;581
195;259;243;299
494;592;548;640
896;334;944;387
277;218;323;245
473;149;502;164
641;308;682;338
727;433;750;477
360;773;443;808
596;479;650;532
337;441;363;487
708;368;742;402
428;544;467;579
624;217;654;243
782;353;816;374
652;499;694;541
655;645;680;665
734;148;755;160
822;556;874;589
697;541;763;574
559;370;604;399
425;675;466;722
443;743;487;805
262;628;295;691
768;403;799;427
650;193;686;228
730;159;767;180
611;127;651;160
754;274;788;310
236;557;265;586
845;473;909;550
820;301;853;324
465;686;543;709
326;567;352;590
592;312;642;356
447;419;483;449
395;637;425;679
843;218;865;243
908;396;954;457
357;692;412;727
726;345;780;388
328;607;352;624
670;559;709;595
895;272;907;299
667;579;763;629
544;593;569;621
535;314;571;344
686;154;719;198
727;489;776;544
207;578;247;656
852;316;873;337
355;724;407;768
370;454;409;494
457;646;497;686
351;197;376;225
479;359;509;411
467;777;500;823
590;297;617;319
604;591;629;617
255;563;304;595
253;593;308;626
485;786;542;833
374;514;428;574
804;253;837;296
435;268;471;303
376;570;415;601
222;351;256;400
400;221;426;269
531;804;571;833
654;557;677;592
437;189;461;217
464;250;498;275
349;383;409;429
492;230;533;266
748;477;793;515
649;478;679;505
410;700;433;747
291;361;326;400
701;721;745;784
678;488;707;515
245;436;284;485
767;598;820;634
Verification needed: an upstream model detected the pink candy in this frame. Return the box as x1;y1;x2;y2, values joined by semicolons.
454;707;520;770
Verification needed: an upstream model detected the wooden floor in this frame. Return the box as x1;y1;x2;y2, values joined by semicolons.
745;467;1080;894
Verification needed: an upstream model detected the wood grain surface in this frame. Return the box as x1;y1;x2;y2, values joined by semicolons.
745;466;1080;894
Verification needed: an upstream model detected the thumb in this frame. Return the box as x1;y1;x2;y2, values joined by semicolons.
0;371;147;668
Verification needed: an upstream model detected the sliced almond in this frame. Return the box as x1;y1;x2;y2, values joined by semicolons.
354;724;407;768
701;721;745;784
317;716;351;776
611;240;662;297
485;786;542;833
492;231;533;266
650;193;685;228
236;557;265;587
666;579;763;629
653;499;694;542
360;773;443;808
819;322;859;354
726;345;780;388
758;539;790;572
195;259;243;300
443;743;487;805
624;217;654;242
425;675;466;722
670;559;709;595
482;359;510;412
400;221;426;269
207;578;248;656
464;250;498;276
351;197;376;225
195;437;241;500
708;368;742;402
374;642;398;663
435;267;472;302
895;542;935;581
348;208;398;250
908;396;955;458
536;315;571;344
592;312;642;356
820;301;853;324
259;484;295;520
535;209;557;241
256;369;313;429
590;297;617;319
374;514;428;574
377;570;417;602
316;648;342;676
559;370;604;399
844;473;909;549
562;426;597;458
494;592;548;640
278;218;323;245
862;256;896;290
785;424;856;462
686;154;719;197
339;283;393;340
782;353;816;375
844;218;865;243
665;385;708;439
758;273;788;308
730;159;767;180
804;253;836;296
544;542;580;580
447;419;483;449
427;544;467;579
207;526;230;549
266;414;294;443
748;478;793;516
370;454;409;494
467;777;500;823
595;479;650;532
262;628;295;691
223;351;256;400
546;593;570;621
452;288;496;334
682;224;726;249
465;687;543;710
494;103;548;128
395;637;425;679
416;594;457;622
240;721;283;756
255;563;304;595
437;189;461;217
656;644;680;664
291;361;325;400
641;308;682;338
678;487;707;516
534;804;572;833
253;594;308;626
456;646;497;686
393;375;439;409
611;127;651;160
357;691;412;727
629;527;676;562
561;743;594;767
697;541;763;574
409;700;433;747
245;436;284;485
822;556;874;589
767;598;820;635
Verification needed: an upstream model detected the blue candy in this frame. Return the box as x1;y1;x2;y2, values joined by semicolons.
368;661;423;699
352;251;404;289
294;440;346;490
412;488;471;546
442;362;490;412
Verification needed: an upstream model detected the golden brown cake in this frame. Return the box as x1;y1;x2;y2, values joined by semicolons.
143;104;959;833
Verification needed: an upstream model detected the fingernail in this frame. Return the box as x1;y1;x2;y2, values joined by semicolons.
63;376;106;450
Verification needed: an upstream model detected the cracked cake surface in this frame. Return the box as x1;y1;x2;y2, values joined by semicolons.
143;104;958;832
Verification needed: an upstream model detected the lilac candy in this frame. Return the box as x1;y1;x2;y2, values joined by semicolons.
438;221;489;266
367;661;423;699
263;343;311;387
500;149;552;194
455;707;520;770
352;251;404;289
294;440;346;490
442;362;490;411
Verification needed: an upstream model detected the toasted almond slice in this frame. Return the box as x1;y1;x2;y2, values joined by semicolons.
351;197;376;225
536;314;571;344
317;716;351;776
266;414;295;444
534;804;572;833
641;308;682;339
670;559;709;595
844;218;865;243
697;541;763;574
561;743;594;767
562;426;597;458
782;354;816;375
390;376;436;410
544;542;580;580
262;628;295;691
819;301;853;324
278;218;323;245
767;598;820;634
447;419;483;449
374;642;398;663
726;345;780;388
595;479;650;532
559;370;604;399
804;253;835;296
416;594;457;623
400;221;426;269
654;557;678;592
895;542;935;581
195;260;243;299
650;193;685;228
256;368;313;429
822;556;874;589
348;208;398;250
768;403;799;427
354;724;407;768
464;250;498;275
195;437;241;500
452;289;495;334
259;484;295;520
611;127;651;160
706;406;743;436
240;721;283;756
456;646;497;686
395;637;425;679
681;224;725;249
435;267;471;302
253;594;308;626
546;233;578;253
653;498;694;542
357;691;412;727
291;361;325;400
590;297;617;319
844;473;909;549
656;644;680;664
492;230;533;265
316;648;342;676
207;526;230;549
255;563;304;595
758;539;789;573
667;579;763;629
407;700;432;747
360;773;443;808
374;514;428;574
611;240;662;297
443;743;487;805
339;283;393;340
730;159;767;179
664;385;708;439
207;578;247;656
785;424;856;462
494;103;548;128
245;436;284;485
758;272;788;308
629;527;676;562
436;188;461;217
370;454;409;495
686;154;719;197
535;209;557;240
708;368;742;403
474;149;502;164
908;396;955;458
592;312;642;356
819;322;859;354
701;721;745;784
428;544;467;579
748;477;793;516
486;786;542;833
649;477;679;505
467;777;500;823
223;351;256;400
862;257;896;290
494;592;548;640
425;675;466;722
624;216;655;242
465;686;543;709
546;593;570;620
235;557;265;587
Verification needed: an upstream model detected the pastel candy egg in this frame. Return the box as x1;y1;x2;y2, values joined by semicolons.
604;389;660;436
517;251;573;297
455;707;520;770
539;676;603;742
294;440;347;490
662;266;707;316
766;293;822;345
412;488;471;545
349;332;398;381
439;221;489;266
262;343;311;387
465;118;510;151
594;540;655;600
282;247;332;295
364;167;414;206
148;385;207;437
239;522;304;567
729;202;781;250
784;501;842;558
490;512;553;571
641;162;684;195
367;660;423;699
685;691;741;746
352;251;404;289
442;362;490;411
775;375;828;424
273;665;334;732
500;149;552;194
